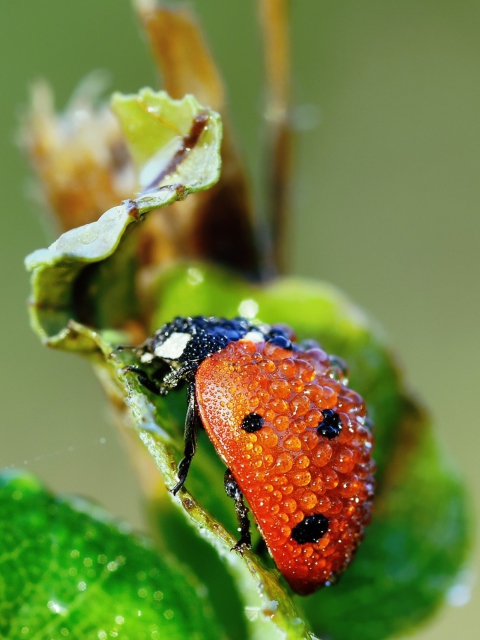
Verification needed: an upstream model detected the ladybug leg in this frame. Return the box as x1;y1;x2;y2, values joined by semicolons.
162;362;198;390
123;366;167;396
224;469;252;553
254;538;268;558
172;381;199;495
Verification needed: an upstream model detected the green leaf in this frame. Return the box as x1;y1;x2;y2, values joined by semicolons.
0;471;223;640
25;232;471;639
25;89;222;344
111;89;222;210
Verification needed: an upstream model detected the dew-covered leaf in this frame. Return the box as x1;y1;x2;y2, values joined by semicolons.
25;226;471;640
0;471;222;640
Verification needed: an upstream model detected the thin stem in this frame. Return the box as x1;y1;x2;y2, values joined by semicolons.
258;0;292;275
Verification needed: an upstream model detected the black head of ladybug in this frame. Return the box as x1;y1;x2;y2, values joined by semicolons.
140;316;295;370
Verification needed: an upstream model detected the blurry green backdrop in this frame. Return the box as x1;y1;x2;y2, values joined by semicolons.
0;1;478;638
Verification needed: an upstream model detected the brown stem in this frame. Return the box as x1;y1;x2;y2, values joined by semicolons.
258;0;292;275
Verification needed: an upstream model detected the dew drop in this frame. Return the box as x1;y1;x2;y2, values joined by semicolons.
275;452;293;472
284;436;302;452
283;498;297;513
273;415;289;432
296;455;310;469
292;471;312;486
299;491;318;509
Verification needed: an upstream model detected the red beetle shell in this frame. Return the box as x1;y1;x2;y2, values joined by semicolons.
195;338;375;595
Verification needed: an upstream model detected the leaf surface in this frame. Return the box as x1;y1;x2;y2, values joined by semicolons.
0;472;222;640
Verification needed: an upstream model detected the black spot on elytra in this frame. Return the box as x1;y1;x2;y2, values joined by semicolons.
291;514;329;544
241;413;264;433
317;409;342;439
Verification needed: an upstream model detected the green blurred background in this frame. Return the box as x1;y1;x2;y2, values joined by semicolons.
0;1;478;637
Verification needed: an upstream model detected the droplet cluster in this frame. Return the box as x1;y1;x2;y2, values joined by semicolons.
196;339;375;595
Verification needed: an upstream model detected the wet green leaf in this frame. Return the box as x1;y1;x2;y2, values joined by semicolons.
26;240;471;640
0;471;222;640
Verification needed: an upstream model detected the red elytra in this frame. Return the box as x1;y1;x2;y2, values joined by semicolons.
195;338;375;595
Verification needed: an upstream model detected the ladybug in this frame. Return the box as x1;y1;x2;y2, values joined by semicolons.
124;316;375;595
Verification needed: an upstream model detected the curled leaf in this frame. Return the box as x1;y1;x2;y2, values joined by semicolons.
26;89;222;345
111;89;221;197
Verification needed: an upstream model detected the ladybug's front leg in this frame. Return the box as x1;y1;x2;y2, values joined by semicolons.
224;469;252;553
172;381;199;495
123;366;167;396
